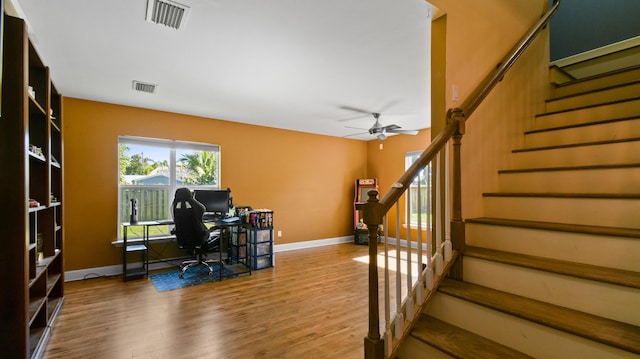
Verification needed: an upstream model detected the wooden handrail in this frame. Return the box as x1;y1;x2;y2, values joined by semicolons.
461;0;561;120
378;120;457;213
363;1;562;358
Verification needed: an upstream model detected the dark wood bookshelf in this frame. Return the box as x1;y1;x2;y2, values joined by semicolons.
1;15;65;359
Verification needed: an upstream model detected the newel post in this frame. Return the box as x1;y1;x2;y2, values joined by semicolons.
448;109;466;280
356;190;385;359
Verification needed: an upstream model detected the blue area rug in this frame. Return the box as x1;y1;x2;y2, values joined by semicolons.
150;264;242;292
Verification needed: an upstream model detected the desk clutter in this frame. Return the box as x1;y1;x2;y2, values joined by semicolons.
238;208;274;228
233;207;275;271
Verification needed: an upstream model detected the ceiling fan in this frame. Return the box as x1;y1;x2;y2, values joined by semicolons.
344;112;419;140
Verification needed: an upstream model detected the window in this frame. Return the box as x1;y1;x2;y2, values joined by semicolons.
405;150;431;227
118;136;220;238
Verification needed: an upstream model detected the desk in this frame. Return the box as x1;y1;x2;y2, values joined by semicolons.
122;221;156;281
122;219;250;281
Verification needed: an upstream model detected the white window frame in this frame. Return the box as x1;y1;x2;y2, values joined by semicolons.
117;136;220;238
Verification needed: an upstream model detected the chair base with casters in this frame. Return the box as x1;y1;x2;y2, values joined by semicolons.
176;230;222;278
179;254;217;278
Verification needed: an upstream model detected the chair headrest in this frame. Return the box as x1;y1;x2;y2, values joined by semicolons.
175;188;192;201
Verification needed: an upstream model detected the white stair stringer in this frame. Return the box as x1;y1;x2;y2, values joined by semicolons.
461;256;640;326
426;292;638;359
466;221;640;272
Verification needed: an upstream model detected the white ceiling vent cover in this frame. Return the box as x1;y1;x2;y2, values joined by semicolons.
132;81;157;94
146;0;191;30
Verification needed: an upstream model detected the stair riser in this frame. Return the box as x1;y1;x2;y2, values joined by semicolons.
466;223;640;272
427;294;638;359
550;67;640;98
546;82;640;113
533;99;640;131
462;257;640;326
510;141;640;168
524;118;640;148
498;167;640;194
483;196;640;229
397;336;454;359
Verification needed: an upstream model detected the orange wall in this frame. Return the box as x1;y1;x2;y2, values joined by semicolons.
427;0;549;218
62;98;368;270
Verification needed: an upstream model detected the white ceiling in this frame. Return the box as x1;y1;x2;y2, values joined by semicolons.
8;0;433;140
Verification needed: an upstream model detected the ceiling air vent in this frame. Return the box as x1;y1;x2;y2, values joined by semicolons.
146;0;190;30
132;81;157;94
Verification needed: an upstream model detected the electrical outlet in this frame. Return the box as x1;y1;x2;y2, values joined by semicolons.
277;230;282;237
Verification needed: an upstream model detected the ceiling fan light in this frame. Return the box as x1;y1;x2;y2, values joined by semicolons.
377;134;387;141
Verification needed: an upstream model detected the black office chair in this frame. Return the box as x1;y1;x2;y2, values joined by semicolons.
171;188;221;278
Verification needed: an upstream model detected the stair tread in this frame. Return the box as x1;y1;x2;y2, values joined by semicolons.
498;162;640;174
553;64;640;89
412;314;534;359
466;217;640;239
464;246;640;289
536;96;640;118
513;136;640;153
482;192;640;199
524;115;640;136
439;278;640;354
548;80;640;103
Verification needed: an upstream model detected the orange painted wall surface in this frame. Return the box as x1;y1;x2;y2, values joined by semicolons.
62;98;367;271
427;0;549;218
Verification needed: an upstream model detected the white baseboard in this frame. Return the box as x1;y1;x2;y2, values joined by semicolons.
64;260;180;282
273;236;353;252
65;236;355;282
65;264;122;281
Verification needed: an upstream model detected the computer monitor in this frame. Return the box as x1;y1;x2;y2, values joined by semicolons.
193;189;230;217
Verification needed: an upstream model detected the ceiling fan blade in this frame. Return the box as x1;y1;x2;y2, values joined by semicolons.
337;113;369;122
382;124;401;131
386;129;419;135
339;100;401;115
343;131;369;138
345;126;369;130
339;105;374;114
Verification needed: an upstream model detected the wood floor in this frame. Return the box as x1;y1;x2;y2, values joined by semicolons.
43;243;373;359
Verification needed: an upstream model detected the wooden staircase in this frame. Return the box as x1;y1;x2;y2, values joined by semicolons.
399;65;640;358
